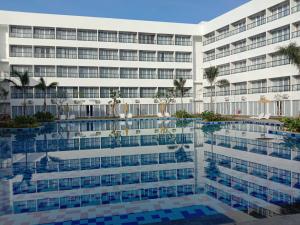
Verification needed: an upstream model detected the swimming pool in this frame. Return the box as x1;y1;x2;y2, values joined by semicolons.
0;119;299;225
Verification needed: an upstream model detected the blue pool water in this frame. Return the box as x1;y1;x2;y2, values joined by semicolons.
0;118;300;225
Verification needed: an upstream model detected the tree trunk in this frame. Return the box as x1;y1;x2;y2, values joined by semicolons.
23;89;26;116
43;92;47;112
210;84;213;112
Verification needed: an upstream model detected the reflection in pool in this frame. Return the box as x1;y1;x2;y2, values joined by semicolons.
0;119;299;225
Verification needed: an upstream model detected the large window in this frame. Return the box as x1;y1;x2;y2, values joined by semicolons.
9;25;32;38
99;49;118;60
79;67;98;78
56;28;76;40
10;65;33;77
79;87;99;98
100;87;119;98
78;48;98;60
140;88;156;98
57;87;78;98
98;30;118;42
34;66;56;77
120;87;138;98
77;29;97;41
175;52;192;62
139;68;157;79
33;27;55;39
34;46;55;58
139;51;156;61
119;50;138;61
120;68;138;79
119;32;137;43
139;33;155;44
158;69;173;79
56;47;77;59
57;66;78;78
10;45;32;57
176;69;192;79
99;67;119;78
158;52;174;62
175;35;191;46
157;34;173;45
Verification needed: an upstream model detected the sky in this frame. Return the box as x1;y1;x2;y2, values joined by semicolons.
0;0;249;24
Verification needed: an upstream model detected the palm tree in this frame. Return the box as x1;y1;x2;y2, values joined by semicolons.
278;42;300;73
108;90;121;117
204;67;229;112
4;71;30;116
35;77;58;112
173;78;191;113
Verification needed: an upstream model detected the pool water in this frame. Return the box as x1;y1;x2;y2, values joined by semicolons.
0;119;299;225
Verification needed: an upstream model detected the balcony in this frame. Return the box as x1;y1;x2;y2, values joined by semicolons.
99;55;119;60
292;30;300;38
218;70;231;76
99;37;118;42
231;46;247;55
248;63;266;71
34;53;55;58
267;58;290;68
216;90;230;96
292;84;300;91
292;4;300;13
267;33;290;45
175;40;192;46
267;8;290;23
247;40;266;50
9;31;32;38
203;55;215;62
216;51;230;59
119;56;138;61
268;85;290;93
247;18;266;30
203;37;215;46
175;58;192;63
10;51;32;58
231;89;247;95
230;26;246;36
231;67;247;74
248;87;267;94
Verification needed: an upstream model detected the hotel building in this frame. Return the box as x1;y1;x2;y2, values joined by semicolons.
0;0;300;117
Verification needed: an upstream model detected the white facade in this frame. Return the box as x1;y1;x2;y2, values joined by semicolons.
0;0;300;117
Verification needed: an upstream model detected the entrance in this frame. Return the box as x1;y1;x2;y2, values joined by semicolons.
86;105;94;117
275;101;283;116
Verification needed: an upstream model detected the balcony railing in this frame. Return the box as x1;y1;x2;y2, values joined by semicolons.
248;87;267;94
78;54;98;60
292;4;300;13
267;33;290;45
119;56;138;61
216;90;230;96
218;70;231;76
292;84;300;91
9;31;33;38
247;18;266;30
231;67;247;74
175;58;192;63
99;37;118;42
203;55;215;62
267;8;290;23
231;89;247;95
230;26;246;36
247;40;266;50
203;37;215;46
231;46;247;55
292;30;300;38
99;55;119;60
267;58;290;68
216;51;230;59
139;56;156;62
10;51;32;57
248;63;266;71
268;85;290;93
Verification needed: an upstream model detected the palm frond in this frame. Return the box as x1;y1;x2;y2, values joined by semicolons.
47;82;58;88
3;78;21;89
205;67;219;85
278;42;300;71
216;79;230;87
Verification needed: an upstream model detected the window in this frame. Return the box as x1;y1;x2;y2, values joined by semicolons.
119;32;137;43
57;66;78;78
56;28;76;40
120;68;138;79
231;60;247;74
34;66;56;77
175;52;191;62
139;33;155;44
139;68;157;79
175;35;191;46
120;87;138;98
34;46;55;58
57;87;78;98
79;87;99;98
176;69;192;79
79;67;98;78
248;12;266;29
10;45;32;57
56;47;77;59
98;30;118;42
77;29;97;41
139;51;156;61
100;87;119;98
99;67;119;78
11;65;33;77
33;27;55;39
248;33;266;50
157;34;173;45
11;87;34;99
99;49;118;60
9;25;32;38
158;52;174;62
217;64;230;76
158;69;173;79
268;26;290;44
119;50;138;61
268;3;290;22
216;45;230;59
249;80;267;94
231;40;247;54
140;88;156;98
249;55;266;71
78;48;98;59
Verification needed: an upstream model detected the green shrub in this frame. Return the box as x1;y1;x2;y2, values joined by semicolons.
14;116;38;125
200;111;231;122
34;112;55;122
175;110;193;118
280;117;300;132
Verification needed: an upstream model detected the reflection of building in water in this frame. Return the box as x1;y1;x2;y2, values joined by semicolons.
200;123;300;217
3;120;197;214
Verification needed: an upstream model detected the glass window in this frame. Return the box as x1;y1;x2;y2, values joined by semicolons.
77;29;97;41
56;28;76;40
33;27;55;39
